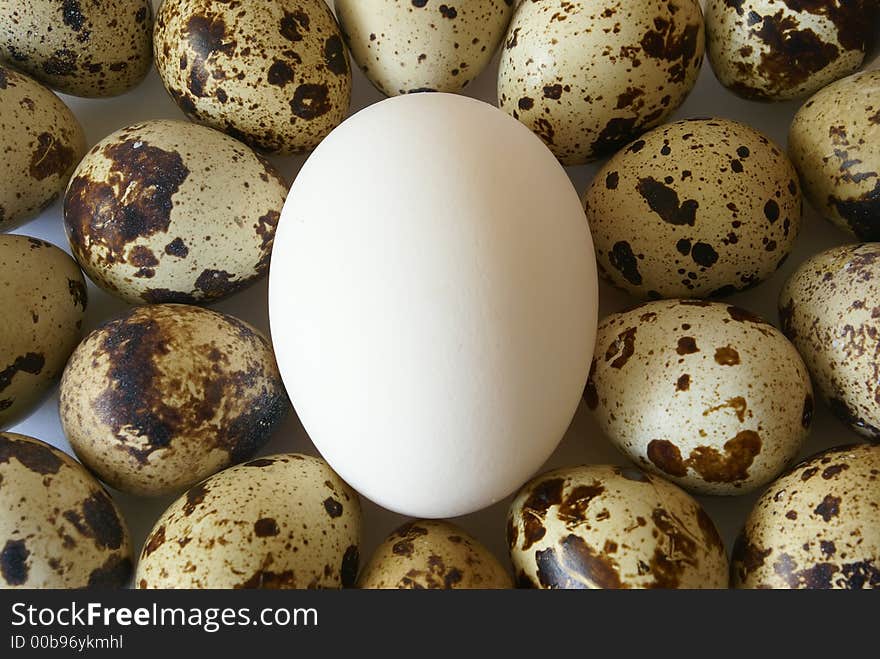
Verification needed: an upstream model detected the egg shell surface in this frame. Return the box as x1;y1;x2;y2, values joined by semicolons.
0;65;86;231
0;235;87;429
0;432;133;589
732;443;879;589
358;519;513;589
154;0;351;155
497;0;705;164
705;0;875;101
63;119;288;305
59;304;288;497
336;0;512;96
269;92;598;518
780;243;880;442
136;453;361;589
788;70;880;240
0;0;153;97
586;299;813;495
508;465;729;589
585;117;802;299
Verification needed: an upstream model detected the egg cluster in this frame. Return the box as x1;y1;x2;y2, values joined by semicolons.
1;0;878;591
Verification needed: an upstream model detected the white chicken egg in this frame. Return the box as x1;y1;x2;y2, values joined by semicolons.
269;93;598;518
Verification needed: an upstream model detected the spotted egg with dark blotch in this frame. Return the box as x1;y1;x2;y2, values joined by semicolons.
789;71;880;241
0;0;153;98
732;443;879;589
0;65;86;231
59;304;288;497
498;0;705;164
136;454;361;589
358;519;513;589
154;0;351;155
584;118;802;299
780;244;880;442
0;433;133;589
0;235;87;430
63;120;288;305
336;0;513;97
705;0;876;102
508;465;729;589
585;300;813;495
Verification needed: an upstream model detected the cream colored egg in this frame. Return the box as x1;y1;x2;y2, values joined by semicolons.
0;235;87;429
705;0;875;101
586;300;813;495
268;93;598;518
732;443;879;589
0;65;85;231
59;304;288;497
789;71;880;240
0;0;152;97
154;0;351;155
780;244;880;441
585;118;802;299
508;465;728;589
358;520;512;589
137;454;361;589
498;0;705;164
0;433;133;589
63;120;287;305
336;0;512;96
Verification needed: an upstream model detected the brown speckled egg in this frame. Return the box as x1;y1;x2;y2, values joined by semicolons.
508;465;728;589
585;118;802;299
585;300;813;495
0;0;152;97
154;0;351;155
358;520;513;589
0;432;133;589
59;304;288;497
336;0;512;96
0;65;85;231
732;443;879;589
497;0;704;164
780;244;880;441
705;0;876;102
0;235;87;429
63;120;287;305
789;70;880;240
136;453;361;589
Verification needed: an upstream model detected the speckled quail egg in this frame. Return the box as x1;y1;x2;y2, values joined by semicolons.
508;465;728;589
154;0;351;155
0;0;152;97
336;0;513;96
780;244;880;441
732;443;879;589
585;118;802;299
0;65;86;231
585;300;813;495
358;520;513;589
0;235;87;429
59;304;288;497
137;453;361;589
789;70;880;240
63;120;288;305
705;0;876;101
497;0;705;164
0;432;133;589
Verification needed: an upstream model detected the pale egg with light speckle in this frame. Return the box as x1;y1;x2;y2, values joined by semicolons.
336;0;513;96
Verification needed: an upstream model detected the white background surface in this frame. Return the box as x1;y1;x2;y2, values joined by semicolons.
6;0;880;581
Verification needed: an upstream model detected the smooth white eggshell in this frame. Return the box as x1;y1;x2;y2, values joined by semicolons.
269;93;598;518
